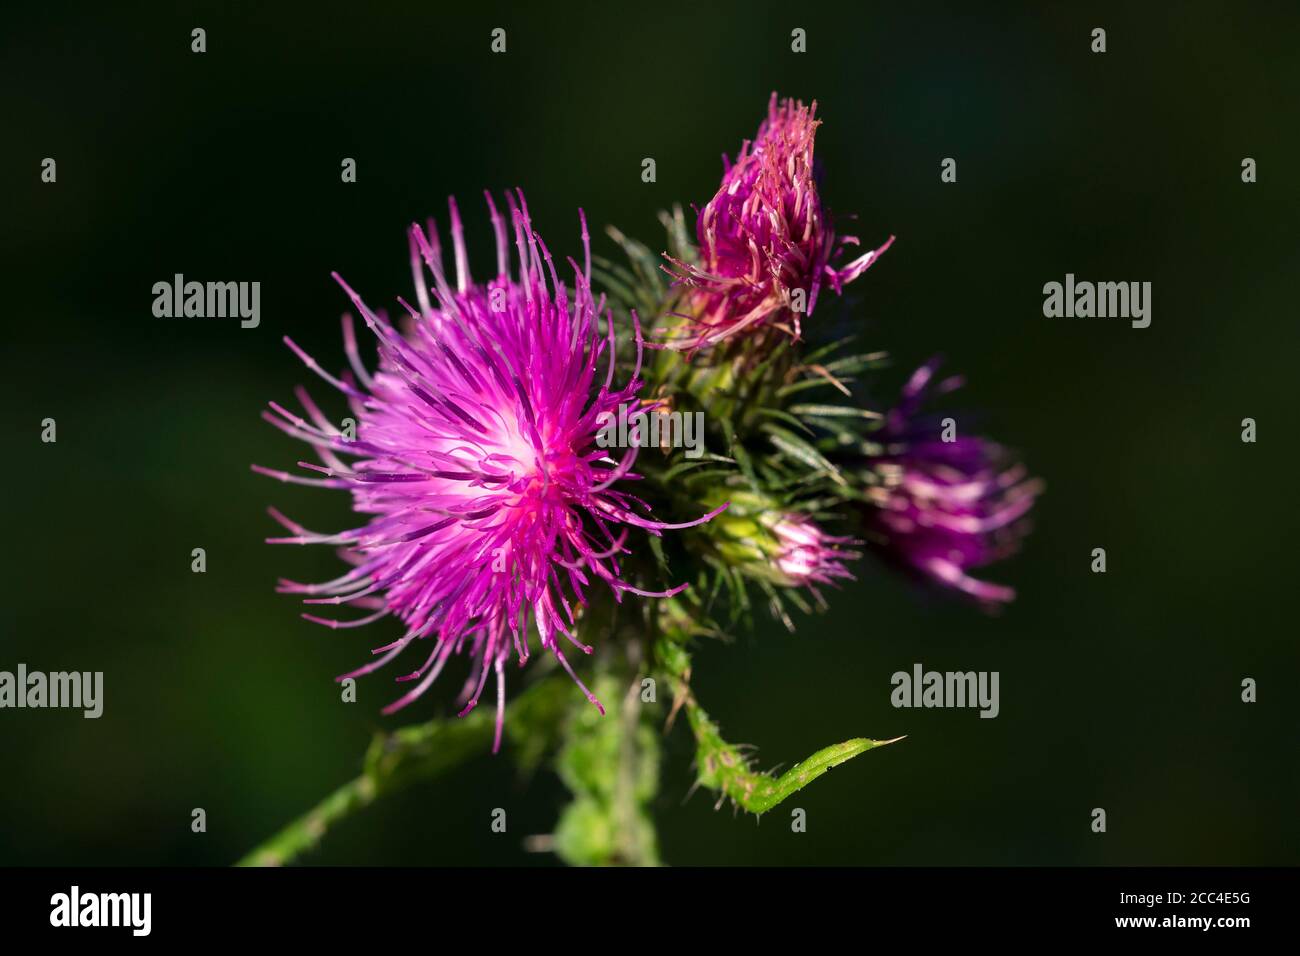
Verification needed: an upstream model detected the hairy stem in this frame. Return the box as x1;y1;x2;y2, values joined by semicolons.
237;675;571;866
551;664;662;866
236;774;379;868
655;603;902;815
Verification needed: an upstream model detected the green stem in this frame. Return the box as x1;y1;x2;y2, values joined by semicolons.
236;774;379;868
613;676;656;865
681;692;900;814
551;667;662;866
236;675;571;866
655;603;903;815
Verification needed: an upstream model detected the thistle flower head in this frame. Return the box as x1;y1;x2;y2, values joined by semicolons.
862;360;1040;605
769;513;859;588
256;190;723;749
703;489;858;594
663;93;894;352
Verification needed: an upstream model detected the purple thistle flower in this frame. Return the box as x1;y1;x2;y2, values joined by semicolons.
255;190;724;750
664;93;894;352
769;513;859;590
862;359;1041;605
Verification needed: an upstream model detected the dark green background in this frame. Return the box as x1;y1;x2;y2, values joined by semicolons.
2;1;1296;866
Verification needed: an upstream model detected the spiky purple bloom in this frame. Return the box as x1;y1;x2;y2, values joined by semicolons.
255;191;723;750
664;93;894;351
769;514;859;589
862;360;1041;604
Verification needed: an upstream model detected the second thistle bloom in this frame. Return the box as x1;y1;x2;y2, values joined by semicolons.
256;191;721;750
664;93;894;351
705;490;859;595
769;513;859;590
861;360;1041;604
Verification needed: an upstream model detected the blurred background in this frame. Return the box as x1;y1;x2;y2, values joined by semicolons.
1;1;1296;866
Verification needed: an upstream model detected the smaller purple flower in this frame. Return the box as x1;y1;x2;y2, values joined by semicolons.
664;93;893;352
769;513;859;589
862;360;1041;604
